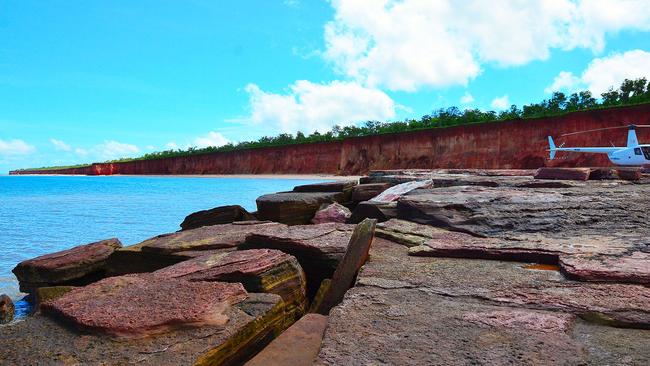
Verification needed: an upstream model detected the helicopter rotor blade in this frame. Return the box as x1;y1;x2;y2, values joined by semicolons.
560;125;629;137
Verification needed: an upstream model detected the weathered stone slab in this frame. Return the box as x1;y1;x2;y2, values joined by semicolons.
180;204;256;231
311;202;351;224
370;179;433;202
13;238;122;292
0;294;13;324
359;239;650;328
32;286;76;313
316;219;376;315
293;180;357;193
617;168;643;181
141;221;285;254
42;274;248;337
256;192;346;225
348;201;397;223
560;251;650;286
0;293;285;366
350;183;391;202
242;223;354;296
535;167;592;180
154;249;308;322
245;314;328;366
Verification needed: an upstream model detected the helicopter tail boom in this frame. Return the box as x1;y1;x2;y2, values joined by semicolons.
548;136;557;160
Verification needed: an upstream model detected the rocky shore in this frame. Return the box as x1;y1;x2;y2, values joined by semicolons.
1;167;649;365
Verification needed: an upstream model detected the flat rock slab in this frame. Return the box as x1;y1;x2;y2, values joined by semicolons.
560;251;650;286
242;223;354;296
351;183;391;202
317;286;589;365
180;204;256;231
535;167;592;180
245;314;328;366
13;238;122;292
256;192;346;225
293;181;357;193
41;274;248;337
154;249;308;322
140;221;286;254
0;293;285;366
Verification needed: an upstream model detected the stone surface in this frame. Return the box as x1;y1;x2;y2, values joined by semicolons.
32;286;76;313
348;201;397;224
13;238;122;292
370;179;433;202
316;238;650;364
560;251;650;286
350;183;391;202
245;314;328;366
316;219;376;315
142;221;285;254
256;192;346;225
242;223;354;297
154;249;308;322
0;294;14;324
41;274;248;337
293;180;357;193
617;168;643;181
535;167;591;180
0;293;286;366
308;279;331;314
311;202;352;224
180;204;256;231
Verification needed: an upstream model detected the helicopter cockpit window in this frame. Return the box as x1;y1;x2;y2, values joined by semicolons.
642;147;650;160
634;148;642;155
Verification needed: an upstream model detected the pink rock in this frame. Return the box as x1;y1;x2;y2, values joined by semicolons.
311;203;352;224
41;274;248;337
560;251;650;286
13;238;122;292
370;180;433;202
534;167;591;181
461;308;575;333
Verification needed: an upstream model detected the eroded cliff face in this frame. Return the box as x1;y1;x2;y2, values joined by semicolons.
11;105;650;176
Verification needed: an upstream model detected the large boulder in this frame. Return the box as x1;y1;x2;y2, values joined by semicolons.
347;201;397;223
241;223;354;296
154;249;308;323
13;238;122;292
41;274;248;337
616;168;643;181
311;203;352;224
256;192;346;225
180;204;256;231
293;180;357;193
1;291;286;365
0;294;14;324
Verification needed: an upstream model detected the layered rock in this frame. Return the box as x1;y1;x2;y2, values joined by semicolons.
241;223;354;296
350;183;391;202
535;167;592;180
13;238;122;292
317;238;650;364
293;181;357;194
1;292;286;365
107;222;285;275
311;203;351;224
348;201;397;223
180;204;256;231
154;249;308;322
256;192;347;225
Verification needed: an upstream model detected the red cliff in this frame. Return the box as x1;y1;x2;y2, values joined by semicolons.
11;104;650;176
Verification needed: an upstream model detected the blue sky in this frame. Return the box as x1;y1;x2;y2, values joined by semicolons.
1;0;650;173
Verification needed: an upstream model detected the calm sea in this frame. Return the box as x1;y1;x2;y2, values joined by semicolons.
0;175;328;304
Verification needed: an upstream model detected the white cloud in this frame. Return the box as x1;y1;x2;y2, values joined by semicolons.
460;92;475;104
324;0;650;91
75;148;88;156
242;80;396;134
0;139;35;156
165;142;179;150
546;49;650;95
95;140;139;160
491;95;510;110
193;131;230;148
50;138;72;152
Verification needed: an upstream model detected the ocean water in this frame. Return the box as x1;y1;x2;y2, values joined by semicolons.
0;175;329;304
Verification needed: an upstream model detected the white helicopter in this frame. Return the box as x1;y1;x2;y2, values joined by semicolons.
548;124;650;166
